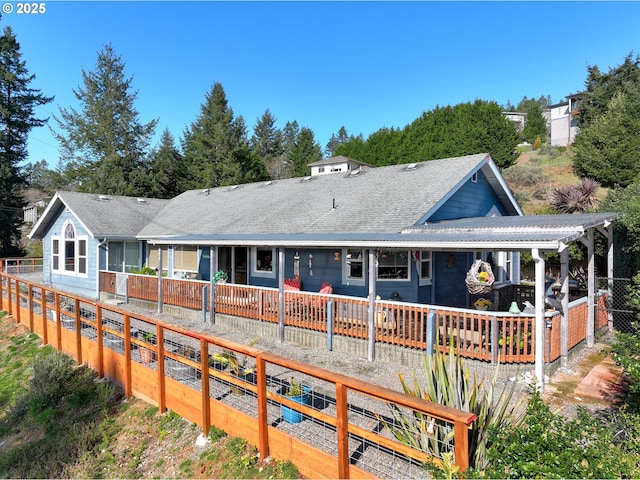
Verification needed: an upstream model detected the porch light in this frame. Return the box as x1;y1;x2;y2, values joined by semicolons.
293;251;300;277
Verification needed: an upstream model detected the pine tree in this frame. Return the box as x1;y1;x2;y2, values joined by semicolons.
53;44;157;196
0;25;53;256
183;83;248;188
325;126;353;157
147;128;188;198
288;127;322;177
251;109;284;180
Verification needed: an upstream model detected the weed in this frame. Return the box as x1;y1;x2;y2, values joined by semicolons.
208;425;227;443
227;436;247;456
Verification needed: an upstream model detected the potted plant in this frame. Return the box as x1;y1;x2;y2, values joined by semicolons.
167;344;201;380
213;350;255;395
139;331;157;364
474;298;492;311
213;270;228;283
278;377;311;423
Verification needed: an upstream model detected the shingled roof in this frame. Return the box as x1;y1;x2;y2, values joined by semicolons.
139;153;518;238
29;191;169;240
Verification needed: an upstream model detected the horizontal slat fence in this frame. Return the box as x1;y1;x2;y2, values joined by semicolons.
1;271;476;478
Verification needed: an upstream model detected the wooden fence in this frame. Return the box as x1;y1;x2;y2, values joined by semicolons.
1;271;476;478
100;271;608;365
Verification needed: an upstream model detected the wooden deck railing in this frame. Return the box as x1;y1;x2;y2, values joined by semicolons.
1;257;43;274
1;271;476;477
98;271;607;365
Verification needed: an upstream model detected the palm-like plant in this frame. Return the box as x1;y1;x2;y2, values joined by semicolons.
551;177;600;213
384;339;524;472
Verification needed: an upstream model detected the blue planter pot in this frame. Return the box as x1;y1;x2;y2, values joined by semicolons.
278;385;311;423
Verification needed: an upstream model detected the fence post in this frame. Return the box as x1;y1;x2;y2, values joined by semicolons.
336;382;350;478
326;299;333;351
490;315;497;365
124;314;132;399
453;419;471;470
75;298;82;365
28;284;34;332
156;326;166;413
96;307;104;378
425;311;436;356
0;273;4;311
202;285;208;323
200;338;210;437
256;357;269;460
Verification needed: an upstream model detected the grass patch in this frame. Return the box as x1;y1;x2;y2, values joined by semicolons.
0;313;299;479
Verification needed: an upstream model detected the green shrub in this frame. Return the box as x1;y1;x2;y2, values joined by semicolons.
502;164;549;187
479;390;640;479
611;273;640;405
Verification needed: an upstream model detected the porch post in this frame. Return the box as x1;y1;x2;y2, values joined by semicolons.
532;248;546;390
278;248;285;343
367;249;376;362
157;247;163;314
209;246;215;324
586;228;595;347
560;246;569;369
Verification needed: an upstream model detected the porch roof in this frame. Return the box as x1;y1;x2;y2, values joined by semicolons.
143;212;617;252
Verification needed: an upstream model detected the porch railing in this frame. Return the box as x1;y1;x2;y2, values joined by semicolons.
1;257;43;274
98;271;607;365
1;271;476;478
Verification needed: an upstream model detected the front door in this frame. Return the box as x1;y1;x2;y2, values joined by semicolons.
218;247;247;285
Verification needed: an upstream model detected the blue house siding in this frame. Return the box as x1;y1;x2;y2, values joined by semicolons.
429;172;508;221
41;206;101;298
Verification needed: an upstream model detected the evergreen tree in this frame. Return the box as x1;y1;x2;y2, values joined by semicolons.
183;83;249;188
578;52;640;129
522;102;547;144
251;109;284;180
147;128;188;198
0;25;53;256
53;44;157;196
288;127;322;177
280;120;300;178
573;87;640;188
325;126;354;157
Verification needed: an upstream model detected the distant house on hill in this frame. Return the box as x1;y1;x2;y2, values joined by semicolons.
307;156;369;176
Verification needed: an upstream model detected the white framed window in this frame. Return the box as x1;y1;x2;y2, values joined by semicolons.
377;250;410;281
51;237;60;272
52;220;88;277
418;251;432;285
174;245;198;274
147;245;168;274
252;247;275;278
78;238;87;275
343;248;365;286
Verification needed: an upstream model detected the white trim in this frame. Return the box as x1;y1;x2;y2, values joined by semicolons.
343;248;366;286
251;246;276;279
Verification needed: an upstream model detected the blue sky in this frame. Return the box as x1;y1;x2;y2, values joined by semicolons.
4;1;640;167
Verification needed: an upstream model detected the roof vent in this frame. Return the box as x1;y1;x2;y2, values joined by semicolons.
136;198;148;204
405;163;418;171
98;195;109;201
301;176;313;183
201;188;210;195
264;180;273;186
229;185;239;191
349;168;361;177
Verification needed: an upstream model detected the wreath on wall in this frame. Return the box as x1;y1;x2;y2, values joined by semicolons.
465;259;495;295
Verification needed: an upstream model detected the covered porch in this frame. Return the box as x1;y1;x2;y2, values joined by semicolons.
115;210;618;389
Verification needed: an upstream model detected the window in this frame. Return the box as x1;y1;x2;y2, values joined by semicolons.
52;220;88;277
377;250;409;280
107;242;141;273
52;238;59;271
147;245;168;274
174;245;198;272
252;247;275;278
78;239;87;274
344;249;365;285
64;222;75;271
419;251;432;285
